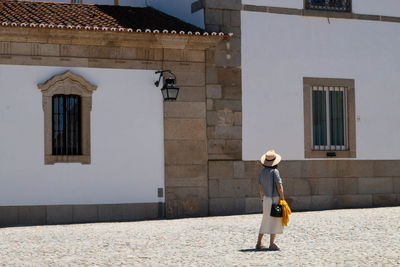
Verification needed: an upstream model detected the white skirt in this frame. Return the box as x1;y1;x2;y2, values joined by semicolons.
259;196;283;234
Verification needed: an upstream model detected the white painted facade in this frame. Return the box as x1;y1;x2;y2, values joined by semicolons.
243;0;400;17
241;9;400;160
0;65;165;206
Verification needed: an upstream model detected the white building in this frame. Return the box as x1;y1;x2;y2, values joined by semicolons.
0;0;399;225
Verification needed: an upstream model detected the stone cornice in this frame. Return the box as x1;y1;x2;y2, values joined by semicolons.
0;27;226;50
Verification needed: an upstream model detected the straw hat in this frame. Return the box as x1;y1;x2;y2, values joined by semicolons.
260;149;281;167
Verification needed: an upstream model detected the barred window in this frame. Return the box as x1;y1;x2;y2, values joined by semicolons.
38;71;97;165
312;86;347;151
305;0;352;12
52;95;81;156
303;77;356;158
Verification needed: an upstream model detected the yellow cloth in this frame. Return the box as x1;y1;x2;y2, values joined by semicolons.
279;200;291;227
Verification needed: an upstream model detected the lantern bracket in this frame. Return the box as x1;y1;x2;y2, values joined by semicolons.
154;70;176;87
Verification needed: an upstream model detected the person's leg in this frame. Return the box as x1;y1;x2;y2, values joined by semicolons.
269;234;276;246
256;233;264;247
269;234;280;250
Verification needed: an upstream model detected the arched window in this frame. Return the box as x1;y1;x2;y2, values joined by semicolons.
52;94;81;156
38;71;97;164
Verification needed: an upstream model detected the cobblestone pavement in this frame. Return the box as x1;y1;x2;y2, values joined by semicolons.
0;207;399;266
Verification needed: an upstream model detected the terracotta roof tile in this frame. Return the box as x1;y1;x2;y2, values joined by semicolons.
0;0;216;35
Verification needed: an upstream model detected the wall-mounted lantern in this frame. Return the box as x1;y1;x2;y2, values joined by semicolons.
154;70;179;101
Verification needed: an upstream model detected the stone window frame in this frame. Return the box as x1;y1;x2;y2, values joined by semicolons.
303;77;356;158
38;71;97;165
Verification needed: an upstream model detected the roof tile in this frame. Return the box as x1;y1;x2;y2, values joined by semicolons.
0;0;207;34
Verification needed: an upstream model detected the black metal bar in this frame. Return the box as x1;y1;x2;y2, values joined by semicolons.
52;95;81;156
62;95;66;156
77;97;81;155
305;0;351;12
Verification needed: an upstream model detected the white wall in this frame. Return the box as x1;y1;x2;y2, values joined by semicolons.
242;11;400;161
243;0;400;17
0;65;165;206
353;0;400;18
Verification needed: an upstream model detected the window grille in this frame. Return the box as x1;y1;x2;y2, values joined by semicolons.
305;0;351;12
52;95;81;156
311;86;348;151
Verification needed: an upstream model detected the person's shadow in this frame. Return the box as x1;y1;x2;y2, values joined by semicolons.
239;248;279;252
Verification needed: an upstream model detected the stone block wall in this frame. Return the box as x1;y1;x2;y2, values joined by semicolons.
162;51;209;218
204;0;243;160
209;160;400;215
209;161;262;215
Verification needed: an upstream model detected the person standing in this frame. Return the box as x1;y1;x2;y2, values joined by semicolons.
256;149;286;250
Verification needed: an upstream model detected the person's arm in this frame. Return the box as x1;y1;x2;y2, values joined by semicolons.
273;169;285;201
276;183;285;201
258;184;263;201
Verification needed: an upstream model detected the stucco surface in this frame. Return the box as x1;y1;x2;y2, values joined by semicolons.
0;65;165;205
243;0;400;18
241;11;400;160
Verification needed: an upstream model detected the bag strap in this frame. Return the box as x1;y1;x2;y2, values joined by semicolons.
270;171;277;204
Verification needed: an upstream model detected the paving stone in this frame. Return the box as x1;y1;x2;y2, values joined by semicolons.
0;207;399;265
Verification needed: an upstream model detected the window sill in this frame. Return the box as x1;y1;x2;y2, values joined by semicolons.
303;9;353;18
45;155;90;165
305;150;356;159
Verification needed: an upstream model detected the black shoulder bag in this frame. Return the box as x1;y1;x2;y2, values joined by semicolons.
270;175;283;217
